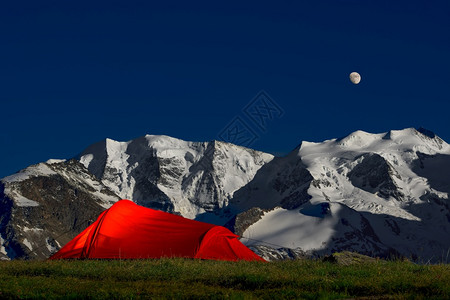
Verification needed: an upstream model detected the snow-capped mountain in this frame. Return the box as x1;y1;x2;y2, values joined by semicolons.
232;128;450;261
77;135;273;219
1;128;449;262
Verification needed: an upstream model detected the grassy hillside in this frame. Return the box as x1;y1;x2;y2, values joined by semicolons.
0;257;448;299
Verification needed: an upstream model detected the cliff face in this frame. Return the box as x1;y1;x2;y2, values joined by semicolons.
0;160;119;260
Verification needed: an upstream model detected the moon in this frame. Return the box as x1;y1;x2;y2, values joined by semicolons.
349;72;361;84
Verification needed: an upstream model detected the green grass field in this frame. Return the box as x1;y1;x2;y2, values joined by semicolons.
0;257;448;299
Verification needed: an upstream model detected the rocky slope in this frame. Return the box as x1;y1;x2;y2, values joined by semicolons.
0;160;119;260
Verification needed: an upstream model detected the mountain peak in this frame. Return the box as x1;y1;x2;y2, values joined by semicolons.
144;134;189;145
336;130;384;148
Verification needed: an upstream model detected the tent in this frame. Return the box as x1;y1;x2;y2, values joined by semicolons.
49;199;265;261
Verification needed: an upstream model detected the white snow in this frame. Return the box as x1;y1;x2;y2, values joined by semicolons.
297;128;450;221
3;128;446;261
2;156;119;209
22;239;33;251
238;128;450;260
8;190;40;207
46;238;57;253
93;191;120;208
79;154;94;167
79;134;273;219
15;195;40;207
100;138;133;199
2;163;57;183
0;235;7;256
242;206;339;250
54;164;120;208
46;159;66;164
336;130;385;149
23;227;44;233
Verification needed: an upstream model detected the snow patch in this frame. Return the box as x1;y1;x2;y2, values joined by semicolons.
0;235;7;256
8;190;40;207
23;227;44;233
79;154;94;167
16;196;40;207
242;206;339;251
46;238;57;253
2;163;56;183
46;159;66;164
93;191;120;208
22;239;33;251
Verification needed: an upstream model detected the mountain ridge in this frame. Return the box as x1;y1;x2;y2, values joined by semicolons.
1;127;449;262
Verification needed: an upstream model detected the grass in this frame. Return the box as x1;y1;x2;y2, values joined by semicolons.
0;258;448;299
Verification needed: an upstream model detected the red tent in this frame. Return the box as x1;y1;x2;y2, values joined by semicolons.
50;200;265;261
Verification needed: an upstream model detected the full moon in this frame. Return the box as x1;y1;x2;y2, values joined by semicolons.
349;72;361;84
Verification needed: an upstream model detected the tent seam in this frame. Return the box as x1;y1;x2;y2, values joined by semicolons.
81;209;110;258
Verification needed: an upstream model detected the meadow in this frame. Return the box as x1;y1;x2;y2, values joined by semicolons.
0;256;448;299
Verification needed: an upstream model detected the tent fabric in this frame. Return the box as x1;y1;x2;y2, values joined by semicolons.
49;199;265;261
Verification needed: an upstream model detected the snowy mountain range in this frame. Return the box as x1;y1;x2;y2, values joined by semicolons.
1;128;449;262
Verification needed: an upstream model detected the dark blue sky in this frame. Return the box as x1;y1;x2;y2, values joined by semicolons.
1;0;449;177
